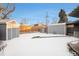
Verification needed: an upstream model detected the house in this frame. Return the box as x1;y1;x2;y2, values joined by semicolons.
0;19;19;40
67;6;79;37
19;24;32;33
31;24;46;32
66;20;79;37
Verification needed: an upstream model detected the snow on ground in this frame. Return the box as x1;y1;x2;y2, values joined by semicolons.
3;32;79;56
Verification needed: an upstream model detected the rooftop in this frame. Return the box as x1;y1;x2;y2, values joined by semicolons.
0;19;16;24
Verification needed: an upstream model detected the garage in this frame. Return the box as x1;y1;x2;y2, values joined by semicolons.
0;19;19;40
48;23;66;35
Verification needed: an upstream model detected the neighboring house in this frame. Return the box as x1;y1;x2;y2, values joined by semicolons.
0;19;19;40
31;24;46;32
19;24;32;33
68;6;79;37
66;20;79;37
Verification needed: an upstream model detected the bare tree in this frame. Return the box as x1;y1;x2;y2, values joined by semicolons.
0;3;15;19
20;18;28;25
0;3;5;13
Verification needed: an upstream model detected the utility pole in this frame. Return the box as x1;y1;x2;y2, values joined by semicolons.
45;12;49;33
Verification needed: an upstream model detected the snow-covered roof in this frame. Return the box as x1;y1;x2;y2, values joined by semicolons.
67;20;79;25
0;19;16;24
48;23;66;26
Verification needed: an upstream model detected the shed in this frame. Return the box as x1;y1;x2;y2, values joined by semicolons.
0;19;19;40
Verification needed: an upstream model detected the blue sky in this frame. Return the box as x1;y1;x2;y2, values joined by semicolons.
11;3;79;25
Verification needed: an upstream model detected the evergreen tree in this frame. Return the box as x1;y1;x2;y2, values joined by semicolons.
58;9;68;23
69;6;79;18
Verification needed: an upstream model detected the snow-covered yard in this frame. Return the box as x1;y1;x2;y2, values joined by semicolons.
3;32;79;56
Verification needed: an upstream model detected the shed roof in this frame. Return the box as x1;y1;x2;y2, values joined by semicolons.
67;20;79;25
0;19;16;24
48;23;66;26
